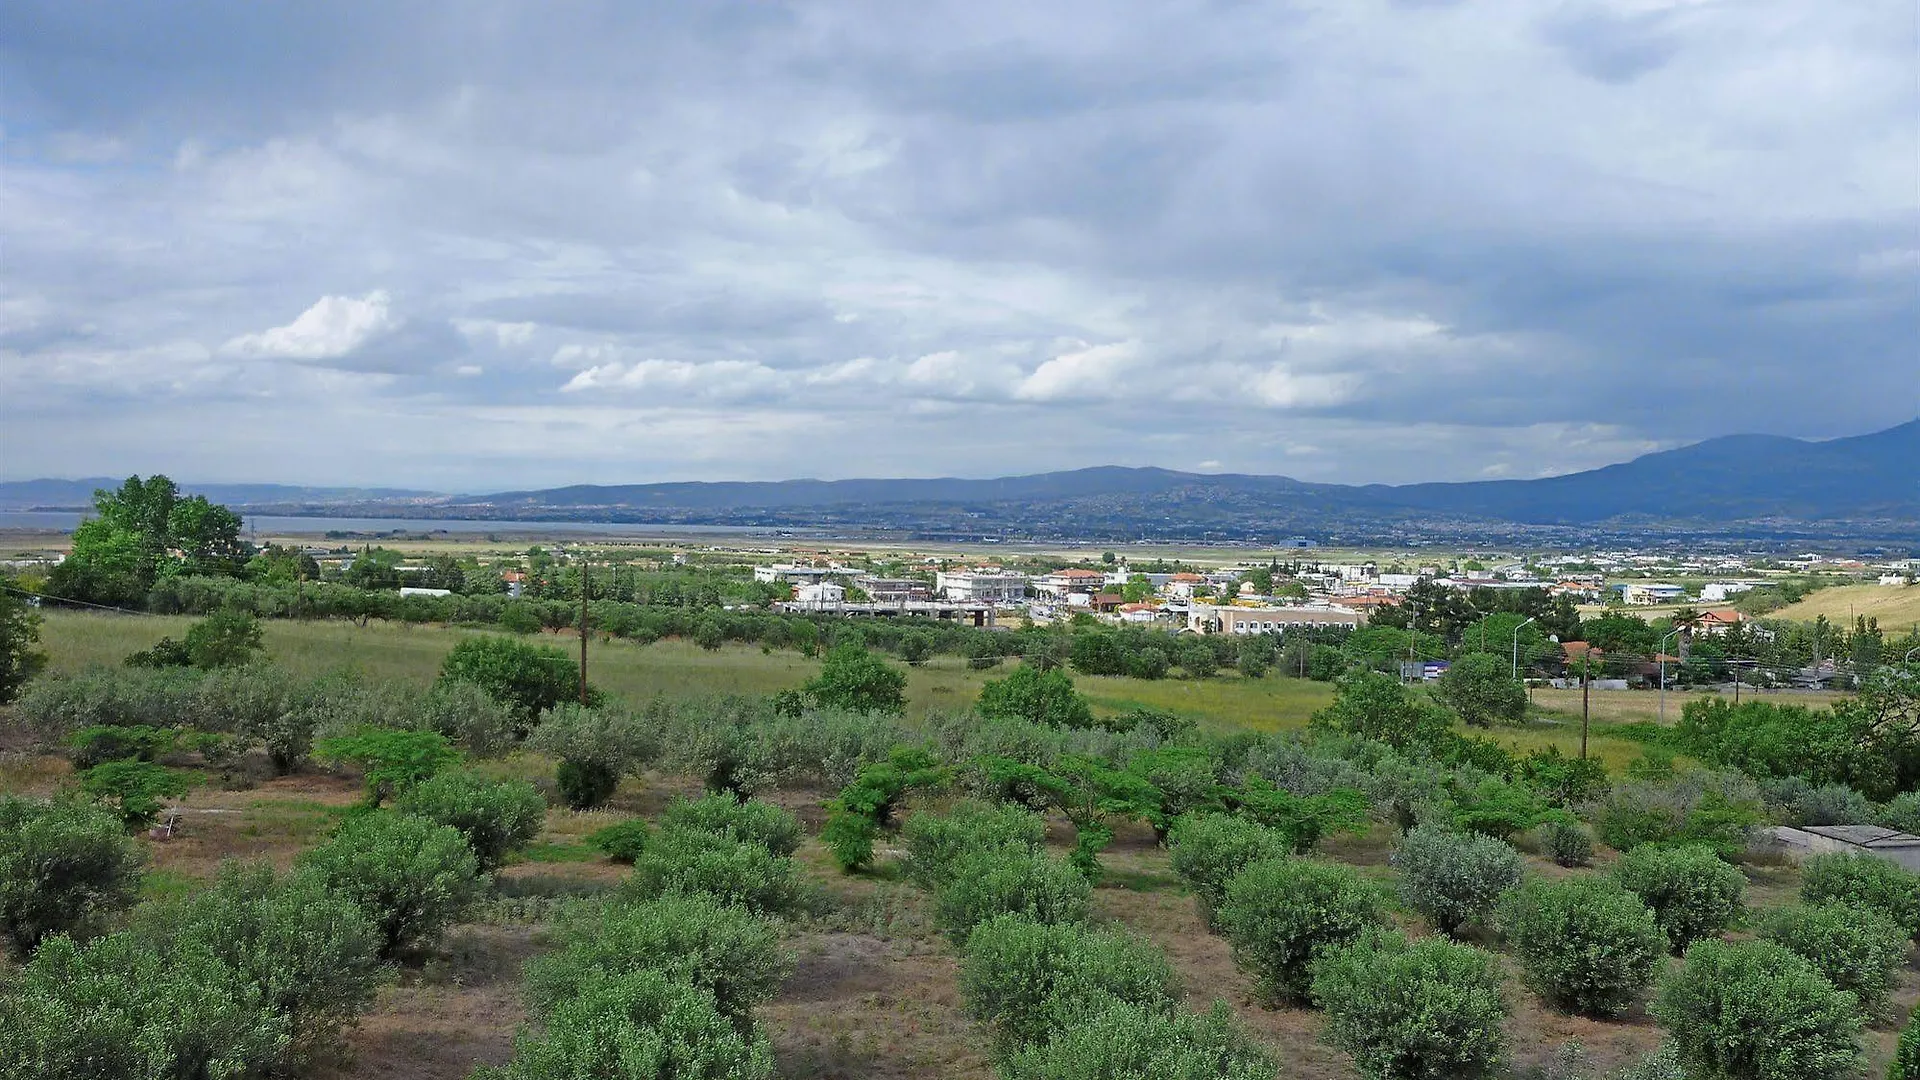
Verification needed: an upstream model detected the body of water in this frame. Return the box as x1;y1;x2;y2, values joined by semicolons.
0;510;820;538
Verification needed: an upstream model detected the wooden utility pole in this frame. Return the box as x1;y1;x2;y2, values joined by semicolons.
1580;658;1591;760
578;561;590;705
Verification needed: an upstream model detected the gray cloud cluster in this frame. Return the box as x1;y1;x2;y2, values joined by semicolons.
2;0;1914;491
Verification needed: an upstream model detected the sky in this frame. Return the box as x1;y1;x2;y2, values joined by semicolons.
2;0;1916;493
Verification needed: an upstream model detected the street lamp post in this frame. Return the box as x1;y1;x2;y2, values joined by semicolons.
1510;616;1536;682
1659;628;1681;725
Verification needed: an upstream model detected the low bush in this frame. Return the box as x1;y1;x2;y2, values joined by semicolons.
1392;825;1524;937
397;769;546;871
934;848;1092;945
315;727;461;806
66;724;178;769
77;759;193;828
1653;939;1862;1080
298;811;484;959
1312;929;1510;1080
527;702;658;809
959;913;1179;1049
997;1000;1273;1080
1166;812;1292;930
0;796;144;959
1499;876;1664;1017
822;746;948;871
1800;852;1920;937
1760;777;1874;827
661;794;803;857
148;861;386;1062
1217;856;1386;1005
901;800;1048;890
474;969;774;1080
1613;843;1746;952
10;666;202;738
523;896;789;1025
1539;815;1595;867
1758;903;1909;1018
622;831;809;917
0;931;288;1080
1592;770;1765;857
1894;1014;1920;1080
586;819;652;863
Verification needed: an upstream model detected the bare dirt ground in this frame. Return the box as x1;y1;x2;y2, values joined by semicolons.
5;747;1918;1079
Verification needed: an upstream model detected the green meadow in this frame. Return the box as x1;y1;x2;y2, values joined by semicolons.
38;610;1656;765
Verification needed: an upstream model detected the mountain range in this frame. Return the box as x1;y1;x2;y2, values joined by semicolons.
5;421;1916;543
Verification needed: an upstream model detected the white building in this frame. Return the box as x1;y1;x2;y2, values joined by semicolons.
936;571;1029;604
398;587;452;598
753;563;838;584
1700;581;1761;603
793;582;846;607
1186;603;1363;635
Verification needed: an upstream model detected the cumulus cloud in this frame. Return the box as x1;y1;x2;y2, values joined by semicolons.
0;0;1911;488
224;291;398;360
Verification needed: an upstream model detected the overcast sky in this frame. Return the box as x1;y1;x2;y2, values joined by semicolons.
2;1;1915;492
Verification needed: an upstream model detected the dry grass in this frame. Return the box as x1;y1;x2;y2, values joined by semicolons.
1773;583;1920;631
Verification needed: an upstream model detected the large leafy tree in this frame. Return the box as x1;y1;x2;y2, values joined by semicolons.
46;476;244;606
802;643;907;715
0;587;47;704
976;664;1095;729
1434;653;1528;727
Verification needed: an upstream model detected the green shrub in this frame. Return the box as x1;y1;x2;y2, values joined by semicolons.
1392;825;1524;936
1167;812;1292;930
1893;1014;1920;1080
1614;843;1746;952
11;666;203;738
586;819;653;863
298;811;483;959
76;759;193;827
528;702;658;809
315;727;461;806
396;769;546;871
149;861;386;1061
821;746;949;871
934;847;1092;945
901;800;1048;890
997;1000;1273;1080
1312;929;1510;1080
661;794;803;857
1801;853;1920;937
66;724;178;770
1217;856;1386;1005
622;832;808;917
407;678;519;757
1593;771;1765;857
1653;939;1862;1080
1498;876;1664;1017
0;796;144;959
1758;903;1910;1018
523;896;789;1025
474;969;774;1080
1540;815;1595;867
438;634;590;723
959;913;1179;1048
0;931;289;1080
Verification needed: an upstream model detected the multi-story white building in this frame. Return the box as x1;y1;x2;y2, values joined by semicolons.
936;571;1029;604
1186;603;1362;635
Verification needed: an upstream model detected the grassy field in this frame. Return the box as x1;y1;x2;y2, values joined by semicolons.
35;611;1694;766
12;611;1915;1079
1772;582;1920;631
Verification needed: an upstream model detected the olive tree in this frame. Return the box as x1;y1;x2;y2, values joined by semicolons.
0;796;144;959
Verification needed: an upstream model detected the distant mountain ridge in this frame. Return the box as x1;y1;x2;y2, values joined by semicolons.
0;479;441;510
4;422;1915;540
471;421;1920;525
